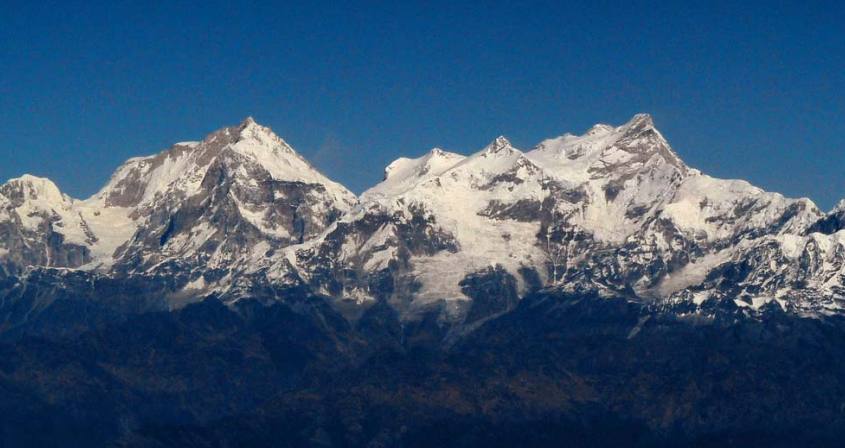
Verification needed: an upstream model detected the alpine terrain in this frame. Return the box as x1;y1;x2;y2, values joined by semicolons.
2;115;845;447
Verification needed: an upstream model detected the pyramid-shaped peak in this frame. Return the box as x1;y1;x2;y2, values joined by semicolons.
621;113;654;131
483;136;517;155
226;117;295;152
94;118;355;209
235;116;275;137
241;116;257;127
492;135;511;147
195;117;275;147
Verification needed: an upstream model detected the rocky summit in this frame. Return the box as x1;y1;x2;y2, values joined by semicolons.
2;115;845;446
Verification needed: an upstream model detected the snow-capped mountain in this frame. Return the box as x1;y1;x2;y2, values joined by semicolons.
0;175;95;275
100;117;356;281
276;113;828;323
281;134;551;321
0;118;355;285
1;114;843;326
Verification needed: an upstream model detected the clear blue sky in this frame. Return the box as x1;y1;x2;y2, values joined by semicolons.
1;1;843;207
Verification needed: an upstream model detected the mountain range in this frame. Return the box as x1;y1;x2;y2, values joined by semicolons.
2;114;842;324
3;115;845;446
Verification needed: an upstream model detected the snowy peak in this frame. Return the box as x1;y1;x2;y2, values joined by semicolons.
240;115;257;127
94;118;356;211
481;136;517;157
805;198;845;235
0;175;83;240
95;118;358;275
382;147;464;181
0;175;97;273
424;147;463;164
438;137;545;188
623;112;654;131
364;136;545;207
526;113;686;185
612;113;686;172
1;175;69;206
231;116;299;158
583;113;655;140
363;147;466;201
3;117;360;278
365;135;536;204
